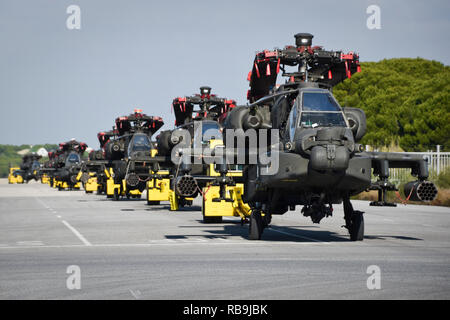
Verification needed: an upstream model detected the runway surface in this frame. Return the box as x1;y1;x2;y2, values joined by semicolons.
0;179;449;299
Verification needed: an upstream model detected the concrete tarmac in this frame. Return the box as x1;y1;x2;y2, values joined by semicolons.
0;179;449;299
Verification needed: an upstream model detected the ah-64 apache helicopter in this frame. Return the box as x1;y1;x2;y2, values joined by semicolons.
217;33;438;240
149;87;251;222
14;153;42;183
76;130;116;194
41;139;88;190
102;110;164;200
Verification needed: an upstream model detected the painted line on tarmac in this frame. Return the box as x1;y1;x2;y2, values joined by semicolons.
16;241;44;246
61;220;92;246
129;289;142;299
35;197;50;209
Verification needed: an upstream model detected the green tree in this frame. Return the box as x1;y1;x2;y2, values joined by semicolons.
334;58;450;151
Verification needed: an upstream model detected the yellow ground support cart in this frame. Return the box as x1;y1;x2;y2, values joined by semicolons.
104;167;142;200
8;167;23;184
104;167;121;198
146;150;194;208
201;184;251;223
40;174;50;185
76;171;98;193
173;138;252;222
200;143;251;223
146;172;170;205
55;179;81;191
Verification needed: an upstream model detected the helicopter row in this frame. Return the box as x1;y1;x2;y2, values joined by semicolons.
9;33;438;241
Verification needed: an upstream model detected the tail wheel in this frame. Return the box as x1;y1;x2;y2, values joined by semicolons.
349;211;364;241
249;210;264;240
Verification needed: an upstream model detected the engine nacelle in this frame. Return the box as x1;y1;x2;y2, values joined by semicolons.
105;140;125;160
224;105;271;130
343;107;366;142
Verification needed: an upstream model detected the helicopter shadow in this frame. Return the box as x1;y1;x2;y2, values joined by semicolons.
144;205;202;212
364;235;423;241
78;197;145;202
169;221;350;243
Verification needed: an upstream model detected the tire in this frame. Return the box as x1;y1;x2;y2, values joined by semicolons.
349;211;364;241
113;188;120;201
249;210;264;240
147;201;160;205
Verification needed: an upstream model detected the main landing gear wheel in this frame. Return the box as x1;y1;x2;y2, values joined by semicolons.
249;210;264;240
343;197;364;241
349;211;364;241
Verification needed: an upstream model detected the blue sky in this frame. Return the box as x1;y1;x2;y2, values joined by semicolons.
0;0;449;148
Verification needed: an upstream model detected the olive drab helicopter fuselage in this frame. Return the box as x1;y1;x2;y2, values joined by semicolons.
41;140;87;190
222;33;438;240
16;153;42;183
106;110;164;200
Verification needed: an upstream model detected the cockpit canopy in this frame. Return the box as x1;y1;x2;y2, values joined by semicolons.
31;161;40;171
193;120;223;148
127;133;152;156
65;153;80;166
175;120;223;149
288;89;348;141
